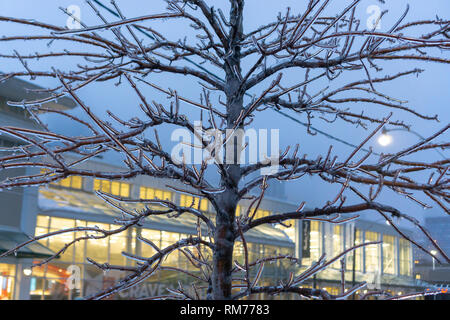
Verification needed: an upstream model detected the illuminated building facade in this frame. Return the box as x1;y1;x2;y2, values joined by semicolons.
0;78;421;300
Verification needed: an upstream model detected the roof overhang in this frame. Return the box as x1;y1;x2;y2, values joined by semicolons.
0;229;56;259
0;76;76;110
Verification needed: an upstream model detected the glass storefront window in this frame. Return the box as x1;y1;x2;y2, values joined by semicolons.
30;262;81;300
311;221;321;262
29;276;46;300
249;243;260;262
180;194;208;211
94;179;130;197
85;232;108;265
36;215;50;228
233;242;249;267
264;245;278;257
323;286;340;295
32;215;299;299
365;231;380;273
139;186;173;201
235;205;241;216
45;278;69;300
48;217;76;262
109;231;129;266
285;223;295;243
383;235;396;274
41;168;83;190
85;222;110;236
332;225;344;268
140;229;161;263
280;246;294;269
141;229;161;245
346;229;363;272
56;176;83;189
274;219;296;242
74;220;87;263
399;238;412;276
0;263;16;300
44;263;71;300
35;227;49;239
85;222;110;264
160;232;180;268
251;209;271;219
85;237;109;264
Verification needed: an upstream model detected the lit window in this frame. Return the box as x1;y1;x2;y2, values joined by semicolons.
85;222;110;264
324;286;340;296
36;216;50;228
347;229;364;272
47;218;76;262
365;231;380;273
109;225;128;266
111;181;120;195
180;194;208;211
383;235;397;274
120;183;130;197
252;209;271;219
160;231;181;267
139;186;172;201
332;225;344;268
42;168;83;190
275;218;296;242
399;238;412;276
236;205;241;216
311;221;321;262
71;176;83;189
93;179;130;197
415;274;421;280
0;263;16;300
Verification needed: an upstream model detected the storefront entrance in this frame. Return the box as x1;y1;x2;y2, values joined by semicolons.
0;263;16;300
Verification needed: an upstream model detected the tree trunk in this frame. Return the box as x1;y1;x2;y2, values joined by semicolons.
210;0;245;300
211;200;236;299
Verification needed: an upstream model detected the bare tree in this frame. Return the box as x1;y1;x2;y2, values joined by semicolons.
0;0;449;300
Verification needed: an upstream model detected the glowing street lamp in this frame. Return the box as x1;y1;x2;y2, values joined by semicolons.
23;268;32;276
377;128;446;159
431;250;438;270
378;130;393;146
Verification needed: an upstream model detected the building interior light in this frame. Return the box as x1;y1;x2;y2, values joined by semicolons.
23;269;32;276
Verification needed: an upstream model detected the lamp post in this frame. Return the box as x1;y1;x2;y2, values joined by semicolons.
430;250;437;271
377;128;447;159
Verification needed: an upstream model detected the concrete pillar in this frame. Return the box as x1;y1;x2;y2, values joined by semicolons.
20;168;39;235
84;176;94;193
295;219;302;260
15;260;32;300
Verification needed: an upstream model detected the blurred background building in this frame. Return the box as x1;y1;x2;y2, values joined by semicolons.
413;217;450;300
0;76;76;299
0;78;442;300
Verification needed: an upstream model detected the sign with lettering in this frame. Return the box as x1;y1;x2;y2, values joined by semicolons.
302;220;311;258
